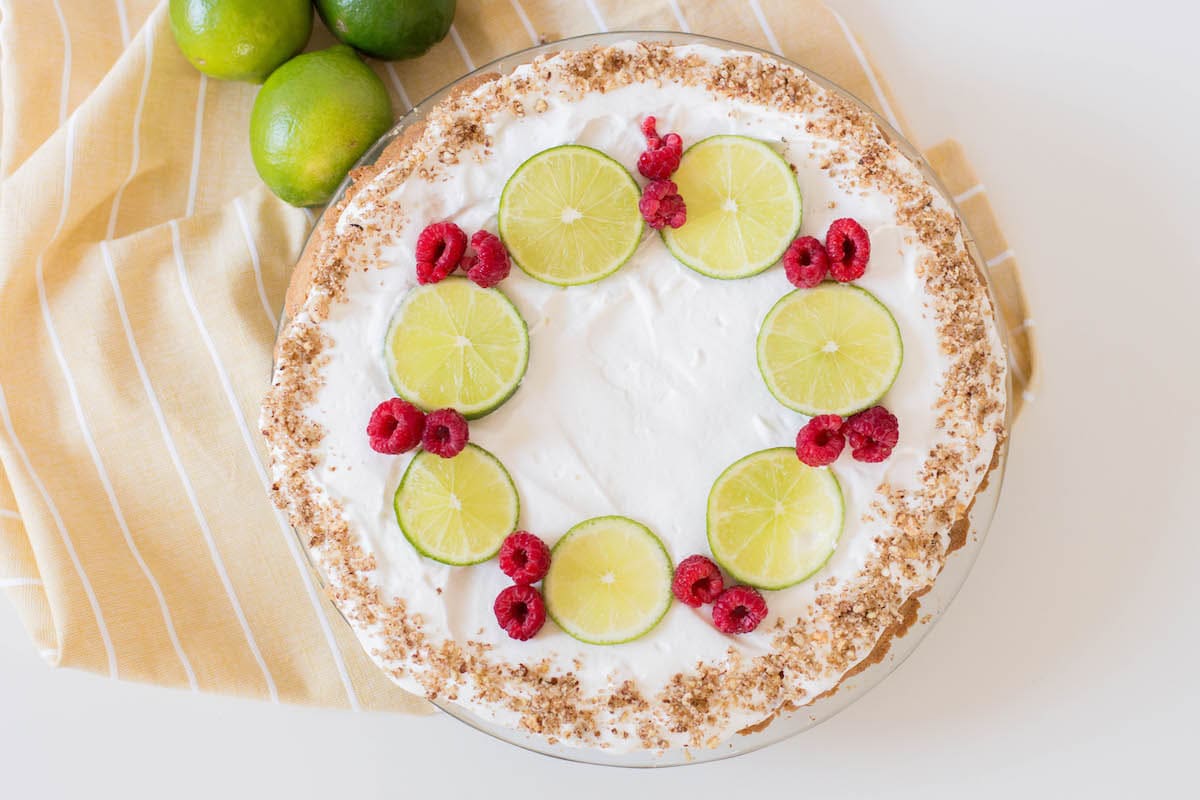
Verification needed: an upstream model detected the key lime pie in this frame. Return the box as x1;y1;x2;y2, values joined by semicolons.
261;40;1007;753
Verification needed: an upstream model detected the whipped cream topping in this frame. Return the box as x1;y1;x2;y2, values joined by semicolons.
275;42;1006;751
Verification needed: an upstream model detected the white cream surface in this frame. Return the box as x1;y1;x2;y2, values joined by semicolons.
299;44;998;749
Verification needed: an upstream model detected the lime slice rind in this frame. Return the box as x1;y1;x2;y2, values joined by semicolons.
543;516;673;645
756;283;904;417
385;278;530;420
662;135;803;280
706;448;844;591
499;145;644;287
394;444;520;566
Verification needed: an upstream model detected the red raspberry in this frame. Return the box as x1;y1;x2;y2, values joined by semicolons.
498;531;551;585
366;398;426;455
463;230;512;288
641;116;664;146
639;180;687;230
795;414;845;467
783;236;830;288
825;218;871;282
493;584;546;641
637;116;683;180
415;221;467;284
843;405;899;463
711;586;768;634
672;555;725;607
421;408;469;458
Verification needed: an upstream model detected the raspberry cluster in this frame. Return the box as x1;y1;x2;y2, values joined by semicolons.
493;530;552;640
636;116;683;180
639;180;687;230
672;554;768;634
637;116;688;230
366;400;469;459
795;405;900;466
783;217;872;288
414;221;513;288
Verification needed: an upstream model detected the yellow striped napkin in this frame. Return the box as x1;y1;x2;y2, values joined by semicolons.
0;0;1036;711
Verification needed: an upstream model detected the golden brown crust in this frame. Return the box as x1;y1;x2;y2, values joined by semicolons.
285;201;340;321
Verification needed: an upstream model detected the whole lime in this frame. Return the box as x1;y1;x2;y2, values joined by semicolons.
315;0;456;60
169;0;312;83
250;45;393;207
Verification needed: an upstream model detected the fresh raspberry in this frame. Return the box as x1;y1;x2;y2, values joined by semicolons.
843;405;899;463
637;116;683;180
639;180;687;229
366;398;426;455
498;531;551;585
641;116;664;146
672;555;725;608
415;221;467;284
421;408;469;458
795;414;845;467
711;586;768;634
783;236;830;288
463;230;512;288
825;218;871;282
493;584;546;640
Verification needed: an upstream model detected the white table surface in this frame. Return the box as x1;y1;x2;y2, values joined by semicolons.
3;1;1198;796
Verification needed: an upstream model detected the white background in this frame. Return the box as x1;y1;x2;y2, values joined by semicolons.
2;1;1198;796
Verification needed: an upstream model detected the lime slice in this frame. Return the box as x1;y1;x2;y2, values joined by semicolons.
662;135;802;279
757;283;903;416
385;278;529;419
394;444;520;566
498;145;643;286
707;448;844;590
543;516;673;645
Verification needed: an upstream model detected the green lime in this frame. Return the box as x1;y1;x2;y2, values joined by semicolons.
707;448;844;590
543;517;673;645
394;444;519;566
662;135;803;279
498;145;644;286
249;45;392;207
757;283;903;416
316;0;456;61
384;278;529;419
169;0;312;83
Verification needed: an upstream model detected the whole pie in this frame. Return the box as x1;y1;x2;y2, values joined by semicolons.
261;40;1008;753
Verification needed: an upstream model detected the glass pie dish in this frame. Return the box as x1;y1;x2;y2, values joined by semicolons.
283;30;1013;768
